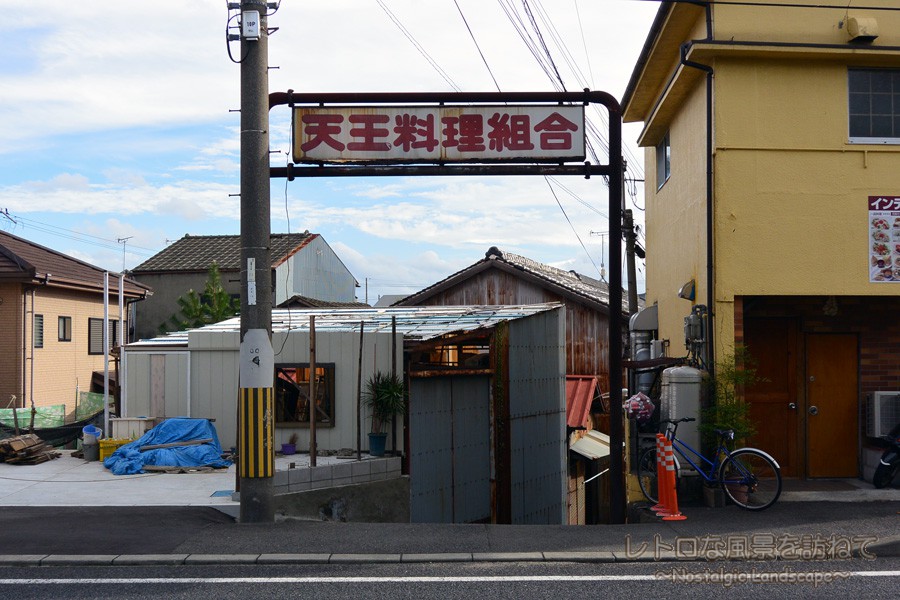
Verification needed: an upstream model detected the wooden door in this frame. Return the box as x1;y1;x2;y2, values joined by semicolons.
806;334;858;478
744;318;799;477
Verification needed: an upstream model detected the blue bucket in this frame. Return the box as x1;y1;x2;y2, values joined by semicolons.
82;424;103;445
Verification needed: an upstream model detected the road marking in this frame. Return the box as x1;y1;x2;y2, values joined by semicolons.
0;571;898;585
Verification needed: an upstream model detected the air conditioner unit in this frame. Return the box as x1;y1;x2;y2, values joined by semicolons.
866;391;900;437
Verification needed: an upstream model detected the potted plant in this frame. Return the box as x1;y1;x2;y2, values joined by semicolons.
699;346;762;449
700;347;764;503
281;432;298;456
363;371;405;457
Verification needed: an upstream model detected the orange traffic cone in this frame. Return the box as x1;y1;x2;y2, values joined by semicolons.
650;434;668;513
661;437;687;521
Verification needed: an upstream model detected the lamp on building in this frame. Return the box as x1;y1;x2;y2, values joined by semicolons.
844;16;878;44
677;279;696;301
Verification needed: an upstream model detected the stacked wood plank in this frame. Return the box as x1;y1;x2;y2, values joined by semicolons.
0;434;61;465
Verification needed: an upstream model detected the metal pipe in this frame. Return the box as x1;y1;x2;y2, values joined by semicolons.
270;89;620;109
103;272;109;436
272;164;613;179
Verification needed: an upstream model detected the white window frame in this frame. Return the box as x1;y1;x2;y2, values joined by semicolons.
656;131;671;189
848;68;900;144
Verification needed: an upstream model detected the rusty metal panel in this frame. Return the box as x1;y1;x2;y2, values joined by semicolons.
507;307;567;524
409;375;491;523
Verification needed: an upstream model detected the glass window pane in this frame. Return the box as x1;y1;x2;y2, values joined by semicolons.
871;72;891;93
849;93;869;115
872;93;892;115
848;69;869;91
872;116;892;137
849;115;870;137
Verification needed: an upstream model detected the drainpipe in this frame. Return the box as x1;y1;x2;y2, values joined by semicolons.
29;289;35;414
680;4;715;376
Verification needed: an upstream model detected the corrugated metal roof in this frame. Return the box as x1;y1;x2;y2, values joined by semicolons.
566;375;598;429
129;303;562;347
570;430;610;460
132;232;315;272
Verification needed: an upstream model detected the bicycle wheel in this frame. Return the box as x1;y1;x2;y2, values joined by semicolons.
718;449;782;510
636;446;659;503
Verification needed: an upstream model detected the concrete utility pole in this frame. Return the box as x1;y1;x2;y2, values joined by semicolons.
238;0;275;523
623;209;639;315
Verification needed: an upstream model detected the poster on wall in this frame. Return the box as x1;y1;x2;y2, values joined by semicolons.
868;196;900;283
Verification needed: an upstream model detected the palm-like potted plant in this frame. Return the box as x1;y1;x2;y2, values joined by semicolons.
363;371;405;457
700;347;764;504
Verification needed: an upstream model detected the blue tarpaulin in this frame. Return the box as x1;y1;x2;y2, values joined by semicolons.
104;418;232;475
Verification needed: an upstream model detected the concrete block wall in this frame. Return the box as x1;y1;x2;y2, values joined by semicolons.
273;456;402;494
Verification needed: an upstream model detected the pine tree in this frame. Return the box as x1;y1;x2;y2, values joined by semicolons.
160;263;240;333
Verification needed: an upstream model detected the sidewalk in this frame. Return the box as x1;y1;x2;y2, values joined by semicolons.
0;452;897;566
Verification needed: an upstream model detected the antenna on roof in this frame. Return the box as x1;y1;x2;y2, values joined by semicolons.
0;208;16;224
590;231;608;282
117;237;133;272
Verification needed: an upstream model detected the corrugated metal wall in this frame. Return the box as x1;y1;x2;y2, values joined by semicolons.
123;329;401;451
408;375;491;523
507;307;567;524
275;236;357;304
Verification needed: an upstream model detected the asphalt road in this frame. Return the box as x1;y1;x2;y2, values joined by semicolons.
0;559;897;600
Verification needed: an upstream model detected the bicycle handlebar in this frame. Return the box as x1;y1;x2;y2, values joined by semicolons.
659;417;696;425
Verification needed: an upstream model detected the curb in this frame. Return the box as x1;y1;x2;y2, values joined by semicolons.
0;546;895;567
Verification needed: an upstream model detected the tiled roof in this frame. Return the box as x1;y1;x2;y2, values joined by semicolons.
132;232;315;272
0;230;150;297
395;246;627;312
277;294;370;309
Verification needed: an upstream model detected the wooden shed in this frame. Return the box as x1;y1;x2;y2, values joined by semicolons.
394;246;627;392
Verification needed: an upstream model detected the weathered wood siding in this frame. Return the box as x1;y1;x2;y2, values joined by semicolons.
409;269;611;390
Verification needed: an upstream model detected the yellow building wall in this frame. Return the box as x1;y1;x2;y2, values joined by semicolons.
714;57;900;296
712;0;893;46
644;78;710;356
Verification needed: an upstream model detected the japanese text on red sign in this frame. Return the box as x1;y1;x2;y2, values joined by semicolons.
292;105;585;163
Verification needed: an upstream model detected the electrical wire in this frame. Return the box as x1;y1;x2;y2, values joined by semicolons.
453;0;503;92
376;0;463;92
225;11;249;64
544;178;603;279
1;213;155;257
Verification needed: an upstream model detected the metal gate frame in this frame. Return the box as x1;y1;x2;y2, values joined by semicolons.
268;90;626;523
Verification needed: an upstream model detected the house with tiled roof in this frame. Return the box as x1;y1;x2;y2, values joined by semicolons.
0;230;150;418
130;232;358;341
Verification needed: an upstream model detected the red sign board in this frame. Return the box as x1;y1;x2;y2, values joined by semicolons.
292;105;585;163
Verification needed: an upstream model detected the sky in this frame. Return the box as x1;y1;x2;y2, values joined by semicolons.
0;0;659;305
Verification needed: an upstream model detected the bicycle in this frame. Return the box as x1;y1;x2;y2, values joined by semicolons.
637;417;782;511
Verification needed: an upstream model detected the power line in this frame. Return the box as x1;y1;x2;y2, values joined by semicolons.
376;0;462;92
453;0;502;92
1;212;155;257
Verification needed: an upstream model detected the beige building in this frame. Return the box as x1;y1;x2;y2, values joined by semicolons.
623;1;900;479
0;231;150;418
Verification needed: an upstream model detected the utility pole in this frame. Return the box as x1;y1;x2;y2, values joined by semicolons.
237;0;275;523
623;209;639;315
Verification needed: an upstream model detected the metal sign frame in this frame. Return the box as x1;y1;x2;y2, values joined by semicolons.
267;89;627;524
